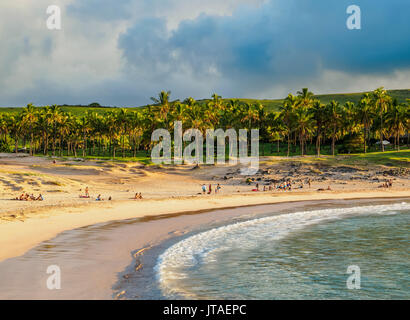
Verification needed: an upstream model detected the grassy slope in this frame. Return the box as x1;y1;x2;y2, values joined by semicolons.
1;90;409;114
40;149;410;168
220;89;410;112
272;149;410;168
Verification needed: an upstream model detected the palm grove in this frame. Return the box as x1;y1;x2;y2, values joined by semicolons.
0;87;408;160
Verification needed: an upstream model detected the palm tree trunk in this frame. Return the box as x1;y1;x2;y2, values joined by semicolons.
30;134;33;156
287;134;290;157
14;136;18;154
122;135;125;158
380;114;384;152
83;131;86;157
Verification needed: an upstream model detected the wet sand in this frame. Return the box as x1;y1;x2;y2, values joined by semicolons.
0;197;407;300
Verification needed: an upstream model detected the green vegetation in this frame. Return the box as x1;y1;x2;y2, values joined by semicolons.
334;150;410;167
0;88;408;165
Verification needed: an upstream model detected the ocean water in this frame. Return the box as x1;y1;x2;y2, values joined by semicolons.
155;202;410;300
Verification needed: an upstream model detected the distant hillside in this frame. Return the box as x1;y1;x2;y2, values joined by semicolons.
215;89;410;112
1;89;409;114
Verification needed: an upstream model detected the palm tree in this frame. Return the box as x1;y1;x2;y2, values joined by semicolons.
267;112;286;154
21;104;38;156
355;93;374;153
128;111;144;157
79;112;92;157
185;104;205;132
280;94;297;157
116;109;130;157
8;114;22;153
0;113;9;148
297;88;314;109
208;93;224;111
325;100;343;156
372;87;392;152
241;103;260;130
310;100;326;157
46;105;62;156
385;99;407;150
151;90;172;129
294;107;314;156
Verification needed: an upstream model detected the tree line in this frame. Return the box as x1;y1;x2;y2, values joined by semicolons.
0;87;408;159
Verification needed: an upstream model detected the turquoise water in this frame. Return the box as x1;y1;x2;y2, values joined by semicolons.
156;203;410;299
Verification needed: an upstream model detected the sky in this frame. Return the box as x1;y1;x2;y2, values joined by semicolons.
0;0;409;107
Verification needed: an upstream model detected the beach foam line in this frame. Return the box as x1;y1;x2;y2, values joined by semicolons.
155;201;410;299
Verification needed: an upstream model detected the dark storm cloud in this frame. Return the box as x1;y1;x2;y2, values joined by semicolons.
1;0;409;107
119;0;410;96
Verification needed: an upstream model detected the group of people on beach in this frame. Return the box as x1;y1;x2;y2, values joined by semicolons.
134;192;143;199
201;184;222;194
79;187;112;201
254;178;312;192
96;194;112;201
379;179;394;188
15;193;43;201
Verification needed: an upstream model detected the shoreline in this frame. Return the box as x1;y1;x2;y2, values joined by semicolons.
0;196;408;299
0;189;409;262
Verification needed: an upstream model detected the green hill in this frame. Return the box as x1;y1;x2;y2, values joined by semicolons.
1;89;409;114
218;89;410;112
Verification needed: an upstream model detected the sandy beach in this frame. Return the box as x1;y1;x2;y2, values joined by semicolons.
0;153;409;262
0;154;408;299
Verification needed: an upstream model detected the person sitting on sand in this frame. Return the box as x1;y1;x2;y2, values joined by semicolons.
138;192;143;199
327;185;332;191
108;196;112;201
36;194;44;201
96;194;103;201
216;184;221;194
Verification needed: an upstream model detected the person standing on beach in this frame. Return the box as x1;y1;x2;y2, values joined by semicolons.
202;184;206;194
85;186;89;197
308;178;311;188
208;184;212;194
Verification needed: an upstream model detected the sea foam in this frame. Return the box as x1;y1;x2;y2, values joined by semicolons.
155;202;410;298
